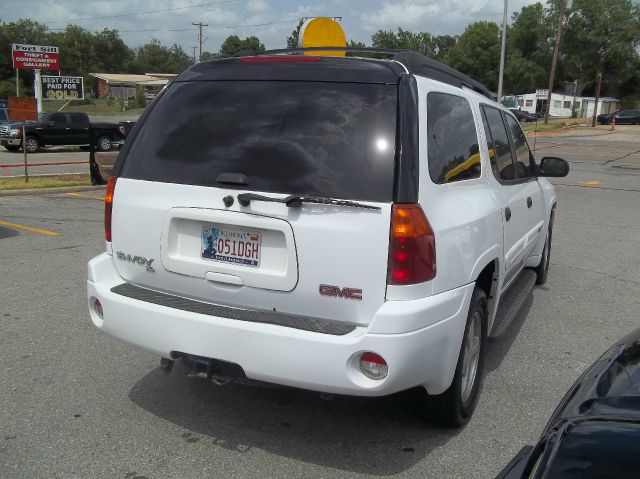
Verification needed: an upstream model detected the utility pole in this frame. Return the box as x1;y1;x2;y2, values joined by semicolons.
497;0;508;103
544;0;572;124
192;22;208;62
591;72;602;127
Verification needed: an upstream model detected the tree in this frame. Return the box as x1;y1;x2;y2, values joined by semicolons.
445;22;502;91
562;0;640;97
503;2;554;93
287;19;304;48
219;35;265;55
129;39;192;74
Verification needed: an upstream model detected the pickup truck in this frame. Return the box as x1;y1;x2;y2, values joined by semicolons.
0;111;126;153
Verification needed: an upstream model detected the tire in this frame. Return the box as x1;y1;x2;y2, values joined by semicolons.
89;151;106;185
534;210;554;285
96;135;111;152
4;145;20;152
24;135;40;153
417;287;487;427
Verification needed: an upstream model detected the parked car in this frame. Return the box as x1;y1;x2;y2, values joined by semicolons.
86;49;568;426
509;108;538;123
496;326;640;478
0;111;126;153
597;109;640;125
89;121;136;185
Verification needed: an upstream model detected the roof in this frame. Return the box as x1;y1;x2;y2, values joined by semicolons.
176;48;495;100
89;73;177;84
176;56;405;84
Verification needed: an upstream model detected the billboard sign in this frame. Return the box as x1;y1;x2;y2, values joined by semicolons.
8;96;38;121
12;44;60;70
42;76;84;100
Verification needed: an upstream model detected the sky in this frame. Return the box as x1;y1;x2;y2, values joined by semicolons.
4;0;543;54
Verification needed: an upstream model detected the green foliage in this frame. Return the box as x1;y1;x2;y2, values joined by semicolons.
563;0;640;96
129;38;192;74
445;21;502;91
287;19;304;49
371;28;454;60
219;35;265;55
135;94;146;108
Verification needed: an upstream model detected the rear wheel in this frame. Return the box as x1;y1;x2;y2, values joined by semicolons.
96;135;111;152
417;287;487;427
24;136;40;153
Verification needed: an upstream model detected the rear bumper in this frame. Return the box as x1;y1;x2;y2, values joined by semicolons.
87;253;474;396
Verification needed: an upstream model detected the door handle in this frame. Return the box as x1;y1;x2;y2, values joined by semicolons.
505;207;512;221
527;197;532;208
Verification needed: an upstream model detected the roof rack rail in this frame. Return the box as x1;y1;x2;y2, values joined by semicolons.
232;47;495;101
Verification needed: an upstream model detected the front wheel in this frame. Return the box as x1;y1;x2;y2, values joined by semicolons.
417;287;487;427
534;211;554;285
24;136;40;153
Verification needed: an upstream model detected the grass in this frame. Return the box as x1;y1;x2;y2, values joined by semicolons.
43;98;145;116
0;173;91;190
522;117;590;132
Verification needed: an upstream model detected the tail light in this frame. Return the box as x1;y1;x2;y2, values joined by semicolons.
387;203;436;285
105;176;117;242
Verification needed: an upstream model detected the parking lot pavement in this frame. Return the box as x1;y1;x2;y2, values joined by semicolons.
1;139;639;478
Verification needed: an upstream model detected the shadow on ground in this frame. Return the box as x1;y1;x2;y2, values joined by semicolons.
129;365;463;476
0;226;20;239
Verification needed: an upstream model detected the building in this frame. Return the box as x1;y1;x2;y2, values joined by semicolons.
89;73;178;99
515;90;620;118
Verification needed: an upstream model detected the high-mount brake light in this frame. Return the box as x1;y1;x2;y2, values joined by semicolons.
239;55;321;63
387;203;436;285
105;176;117;242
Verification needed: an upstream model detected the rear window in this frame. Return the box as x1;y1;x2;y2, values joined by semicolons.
119;81;398;202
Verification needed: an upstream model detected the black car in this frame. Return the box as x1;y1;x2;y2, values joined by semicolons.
496;327;640;478
597;109;640;125
509;108;538;123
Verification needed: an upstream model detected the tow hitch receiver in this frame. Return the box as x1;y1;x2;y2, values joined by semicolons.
168;353;246;386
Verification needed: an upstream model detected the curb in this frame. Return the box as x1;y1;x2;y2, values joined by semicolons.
0;185;106;197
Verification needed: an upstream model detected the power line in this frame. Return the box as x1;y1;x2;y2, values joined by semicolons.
45;0;239;24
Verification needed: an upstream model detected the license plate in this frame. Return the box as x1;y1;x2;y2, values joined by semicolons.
201;226;261;267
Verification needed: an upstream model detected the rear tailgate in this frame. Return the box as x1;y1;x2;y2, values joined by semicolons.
110;72;398;327
111;180;391;325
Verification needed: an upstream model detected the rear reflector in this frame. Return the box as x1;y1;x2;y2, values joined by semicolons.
359;352;388;380
239;55;321;62
387;204;436;285
105;176;116;242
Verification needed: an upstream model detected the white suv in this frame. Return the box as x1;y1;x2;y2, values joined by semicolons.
87;50;568;426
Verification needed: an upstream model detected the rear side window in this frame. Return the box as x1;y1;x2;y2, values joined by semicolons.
69;113;89;129
427;92;480;184
119;81;397;202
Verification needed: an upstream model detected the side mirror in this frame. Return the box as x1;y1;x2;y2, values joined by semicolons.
538;157;569;177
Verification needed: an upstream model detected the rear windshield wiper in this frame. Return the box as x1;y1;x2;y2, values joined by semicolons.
236;193;381;210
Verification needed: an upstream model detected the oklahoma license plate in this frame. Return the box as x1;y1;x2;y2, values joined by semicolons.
201;226;261;267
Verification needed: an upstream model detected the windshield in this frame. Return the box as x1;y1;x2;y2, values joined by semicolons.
119;80;398;202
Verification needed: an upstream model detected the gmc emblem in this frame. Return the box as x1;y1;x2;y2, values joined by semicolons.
319;284;363;300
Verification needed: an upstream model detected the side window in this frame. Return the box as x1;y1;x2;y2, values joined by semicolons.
482;106;516;181
504;114;534;178
0;109;7;122
48;113;66;126
70;113;89;129
427;92;481;184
